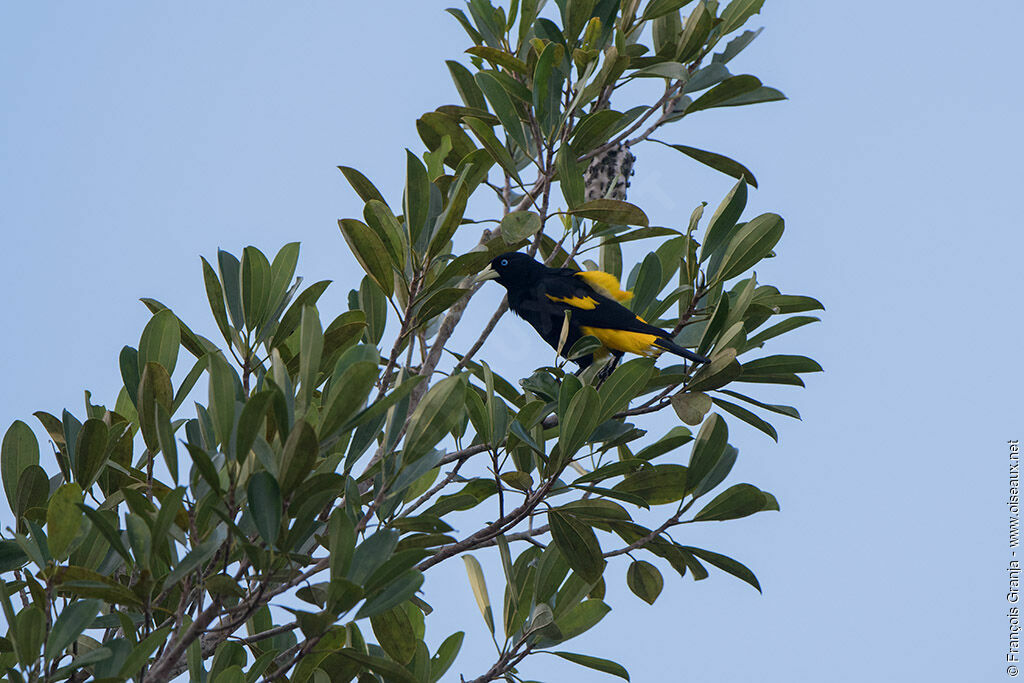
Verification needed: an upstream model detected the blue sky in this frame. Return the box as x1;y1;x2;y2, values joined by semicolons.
2;2;1021;681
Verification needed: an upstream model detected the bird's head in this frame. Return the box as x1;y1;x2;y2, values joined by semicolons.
475;252;546;290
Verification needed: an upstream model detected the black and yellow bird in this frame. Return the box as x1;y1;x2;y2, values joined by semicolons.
477;252;710;373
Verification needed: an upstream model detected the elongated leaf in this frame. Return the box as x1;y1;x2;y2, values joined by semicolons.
656;141;757;187
201;257;234;347
719;0;765;35
713;398;777;441
332;648;419;683
247;471;282;546
558;385;602;460
552;651;630;680
693;483;775;521
236;390;273;462
462;555;494;634
686;75;762;114
404;375;466;461
613;464;687;505
46;483;83;560
713;213;785;283
717;389;800;419
464;116;519;180
598;358;656;421
687;413;728;495
44;598;102;662
553;598;610;641
337;166;387;205
570;199;648;226
686;348;742;392
206;353;237;451
429;631;464;683
446;60;488;110
701;178;746;263
138;362;173;452
356;569;424;619
476;72;528;150
548;511;604;583
278;420;317;497
138;309;181;377
338;219;394;297
2;421;39;515
741;354;822;375
557;145;585;209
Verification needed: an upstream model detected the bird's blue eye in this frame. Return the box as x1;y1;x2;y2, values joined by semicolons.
500;259;509;266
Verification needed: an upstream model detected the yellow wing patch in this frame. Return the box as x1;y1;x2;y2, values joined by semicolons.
576;270;633;302
580;326;662;356
546;294;598;310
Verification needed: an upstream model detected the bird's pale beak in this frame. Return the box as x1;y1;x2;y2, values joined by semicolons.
474;265;499;283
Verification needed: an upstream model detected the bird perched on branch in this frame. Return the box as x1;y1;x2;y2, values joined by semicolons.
476;252;710;374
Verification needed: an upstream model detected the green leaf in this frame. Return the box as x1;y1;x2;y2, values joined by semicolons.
641;0;696;21
236;390;274;462
429;631;464;683
462;555;494;634
338;218;394;297
678;0;712;60
533;42;565;135
683;545;762;592
553;598;610;640
241;246;273;332
218;250;244;331
613;464;687;505
363;200;407;269
700;178;747;263
77;505;131;562
279;420;318;497
467;45;529;74
741;354;823;375
501;211;542;243
356;569;424;619
570;199;648;226
138;309;181;377
247;471;282;547
598;358;656;421
337;165;387;205
744;315;819;351
552;651;630;680
118;625;172;679
548;511;605;584
332;648;419;683
557;145;585;209
138;361;173;453
155;403;179;484
686;348;742;392
476;72;528;150
557;385;602;461
206;353;237;451
713;398;777;441
201;257;234;347
2;421;39;516
626;560;663;605
13;606;45;666
693;483;775;521
656;141;757;187
570;110;624;155
297;305;324;415
686;413;728;495
404;150;431;245
404;374;466;461
413;287;471;324
464;116;520;180
428;170;473;258
711;27;763;64
46;483;83;560
670;391;713;426
446;60;488;110
713;213;785;283
719;0;765;35
0;540;27;572
686;75;763;114
44;598;102;662
371;606;417;665
717;389;800;420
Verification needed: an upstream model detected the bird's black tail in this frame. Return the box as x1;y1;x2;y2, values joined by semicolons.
653;336;710;364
